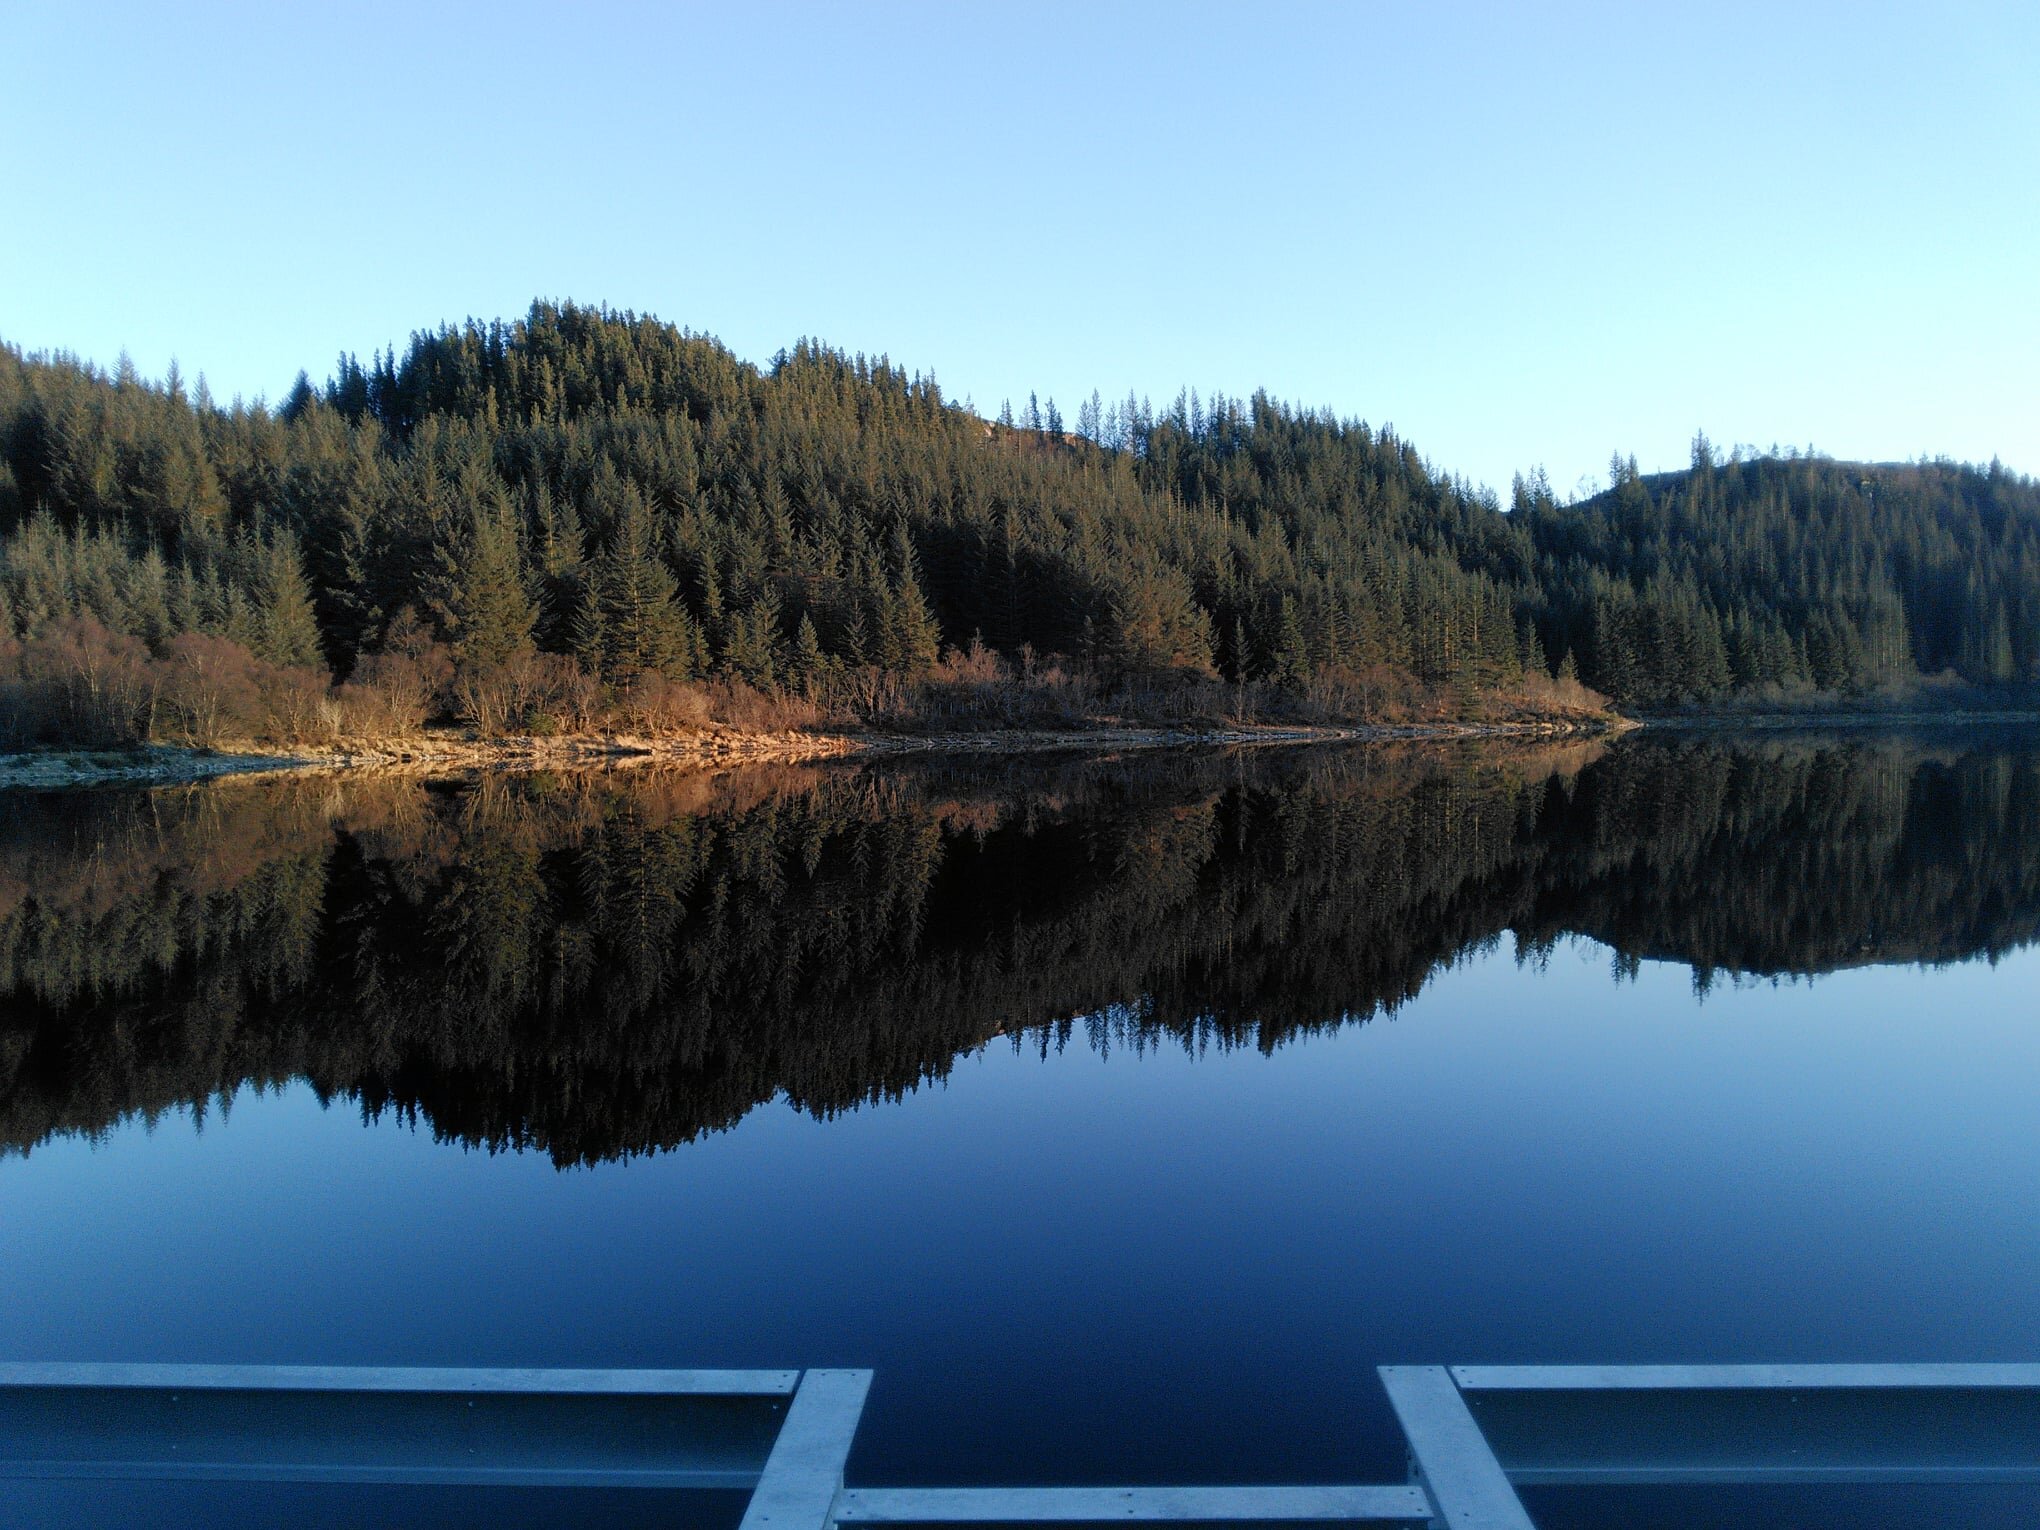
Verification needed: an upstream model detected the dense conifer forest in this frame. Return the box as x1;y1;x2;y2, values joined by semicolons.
1;301;2035;748
3;735;2036;1162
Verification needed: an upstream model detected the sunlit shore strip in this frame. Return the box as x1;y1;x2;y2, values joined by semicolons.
0;715;1634;789
15;700;2040;789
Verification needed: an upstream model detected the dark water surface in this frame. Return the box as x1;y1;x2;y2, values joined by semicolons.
3;732;2039;1528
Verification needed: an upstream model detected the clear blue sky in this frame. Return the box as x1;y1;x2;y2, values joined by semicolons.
4;1;2035;497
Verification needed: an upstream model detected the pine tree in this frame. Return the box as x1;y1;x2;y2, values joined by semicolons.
433;501;537;670
251;531;324;669
792;612;828;697
1272;595;1311;691
575;486;696;683
722;590;783;687
529;485;587;652
884;527;939;674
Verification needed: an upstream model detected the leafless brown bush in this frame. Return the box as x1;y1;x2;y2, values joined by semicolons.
340;639;453;738
835;663;914;720
0;616;158;746
258;662;346;745
701;678;824;732
908;639;1094;730
153;633;266;746
614;672;713;734
451;662;518;735
1473;669;1611;722
517;653;601;734
1294;664;1436;723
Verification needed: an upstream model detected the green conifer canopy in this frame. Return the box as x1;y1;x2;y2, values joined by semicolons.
2;304;2035;717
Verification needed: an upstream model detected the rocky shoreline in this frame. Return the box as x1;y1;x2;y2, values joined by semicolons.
0;715;1631;790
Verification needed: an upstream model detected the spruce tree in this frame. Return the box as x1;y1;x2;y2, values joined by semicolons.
434;501;537;670
792;612;827;697
250;531;324;669
1272;595;1311;692
575;486;696;683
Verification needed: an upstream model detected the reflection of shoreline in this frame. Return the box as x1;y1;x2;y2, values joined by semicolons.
0;741;1612;1161
0;717;1630;790
1641;709;2040;733
2;733;2035;1166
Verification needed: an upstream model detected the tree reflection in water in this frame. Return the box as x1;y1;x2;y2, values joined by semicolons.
3;732;2036;1165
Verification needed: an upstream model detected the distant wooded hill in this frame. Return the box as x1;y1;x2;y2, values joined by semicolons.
1522;449;2039;704
0;302;2034;744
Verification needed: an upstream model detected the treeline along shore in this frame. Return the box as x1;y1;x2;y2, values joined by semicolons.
1;301;2036;762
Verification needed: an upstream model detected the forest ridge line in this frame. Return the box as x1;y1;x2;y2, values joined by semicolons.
1;299;2036;758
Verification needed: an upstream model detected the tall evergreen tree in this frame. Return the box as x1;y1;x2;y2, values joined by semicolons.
574;485;696;683
432;500;537;670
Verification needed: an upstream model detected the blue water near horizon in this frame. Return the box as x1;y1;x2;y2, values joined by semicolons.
7;932;2040;1525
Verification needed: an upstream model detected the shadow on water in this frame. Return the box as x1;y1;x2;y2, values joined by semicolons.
2;729;2038;1166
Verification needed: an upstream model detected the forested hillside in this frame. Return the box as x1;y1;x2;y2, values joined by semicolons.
0;301;2033;747
1521;445;2040;705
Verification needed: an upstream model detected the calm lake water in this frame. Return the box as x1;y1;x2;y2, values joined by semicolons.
3;731;2039;1528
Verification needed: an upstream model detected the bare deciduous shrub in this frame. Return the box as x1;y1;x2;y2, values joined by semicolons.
1509;669;1607;712
451;662;519;735
257;662;346;746
616;672;713;734
515;654;601;735
834;663;912;720
907;639;1096;731
704;678;822;732
935;635;1005;685
1472;668;1610;723
341;640;453;738
0;616;158;746
155;633;263;746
